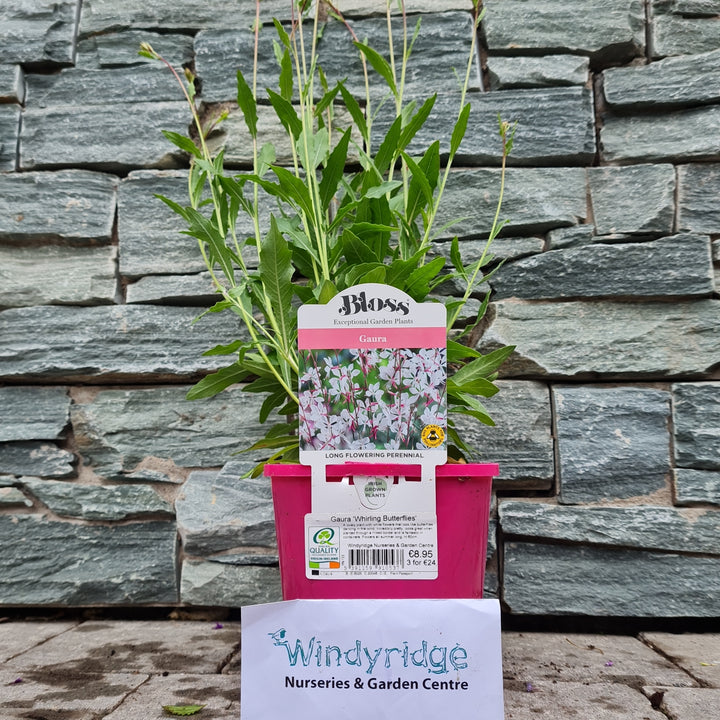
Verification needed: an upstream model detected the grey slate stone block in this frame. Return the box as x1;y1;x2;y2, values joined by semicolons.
435;167;586;239
0;305;244;381
80;0;288;34
499;501;720;555
0;442;75;478
70;386;265;481
0;1;80;67
490;235;714;301
546;225;595;250
118;170;272;277
672;382;720;470
20;101;190;172
26;66;183;107
677;163;720;234
0;65;25;103
588;164;676;236
488;54;590;90
652;12;720;58
503;541;720;617
554;385;670;503
0;387;70;442
125;273;217;304
483;0;645;65
0;487;32;507
77;31;194;69
0;244;118;307
601;105;720;164
650;687;720;719
0;515;177;605
604;49;720;109
452;381;554;489
0;170;117;242
674;468;720;506
22;478;174;520
480;299;720;379
374;87;596;166
177;461;276;556
0;105;20;171
181;558;282;607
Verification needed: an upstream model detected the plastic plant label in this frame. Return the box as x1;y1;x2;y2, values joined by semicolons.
304;509;438;579
297;283;447;470
297;283;447;581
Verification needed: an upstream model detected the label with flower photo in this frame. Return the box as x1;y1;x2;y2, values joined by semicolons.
297;283;447;466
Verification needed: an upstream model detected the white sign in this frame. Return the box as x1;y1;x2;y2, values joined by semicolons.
241;599;505;720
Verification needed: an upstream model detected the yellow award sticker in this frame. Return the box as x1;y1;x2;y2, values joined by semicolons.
421;424;445;448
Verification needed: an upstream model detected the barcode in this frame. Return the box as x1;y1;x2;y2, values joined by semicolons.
349;548;404;568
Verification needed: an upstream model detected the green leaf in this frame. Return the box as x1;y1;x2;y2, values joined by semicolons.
447;376;499;398
314;279;338;304
202;339;244;356
374;115;402;176
446;339;481;363
267;89;302;139
273;18;291;49
354;41;397;96
450;103;471;157
364;180;403;198
404;256;445;301
449;406;495;427
161;130;200;158
338;82;368;145
260;389;288;423
278;47;293;101
451;346;515;385
271;166;314;218
298;126;329;171
449;237;466;278
398;95;436;152
319;127;351;211
258;215;295;349
163;705;205;717
236;69;258;139
186;364;249;400
257;142;276;177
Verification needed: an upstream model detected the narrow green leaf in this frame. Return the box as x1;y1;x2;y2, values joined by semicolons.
186;364;249;400
273;18;291;49
338;82;368;144
279;47;293;101
236;69;258;139
314;279;338;304
354;41;397;96
258;215;295;350
374;115;402;176
365;180;403;198
319;127;351;211
447;376;499;398
451;346;515;385
259;389;287;423
449;406;495;427
446;339;481;363
161;130;200;158
404;256;446;301
155;194;192;223
450;103;471;157
449;237;466;277
163;705;205;717
202;339;244;356
267;89;302;139
398;95;436;152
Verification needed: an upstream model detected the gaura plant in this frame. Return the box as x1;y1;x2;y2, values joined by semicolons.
140;0;516;475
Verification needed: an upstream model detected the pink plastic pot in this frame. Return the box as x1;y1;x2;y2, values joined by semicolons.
264;462;497;600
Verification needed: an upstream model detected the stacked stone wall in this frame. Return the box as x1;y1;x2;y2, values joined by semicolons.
1;0;718;616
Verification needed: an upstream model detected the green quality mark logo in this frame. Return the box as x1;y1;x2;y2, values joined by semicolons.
313;527;336;545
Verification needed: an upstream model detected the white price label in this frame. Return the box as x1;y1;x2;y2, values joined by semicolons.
304;511;438;579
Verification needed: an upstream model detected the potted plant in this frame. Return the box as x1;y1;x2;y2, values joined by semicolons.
141;0;515;599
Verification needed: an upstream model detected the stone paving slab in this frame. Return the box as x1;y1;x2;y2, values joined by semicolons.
502;632;698;688
645;686;720;720
0;621;78;663
640;633;720;687
103;674;240;720
504;681;666;719
0;669;148;715
8;621;241;676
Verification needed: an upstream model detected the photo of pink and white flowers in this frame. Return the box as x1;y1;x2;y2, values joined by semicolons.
298;347;447;451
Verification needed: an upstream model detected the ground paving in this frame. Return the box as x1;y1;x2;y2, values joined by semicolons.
0;619;717;719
